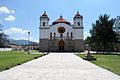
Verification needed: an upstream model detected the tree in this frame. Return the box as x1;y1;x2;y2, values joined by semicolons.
113;16;120;51
0;24;9;48
90;14;118;53
114;16;120;41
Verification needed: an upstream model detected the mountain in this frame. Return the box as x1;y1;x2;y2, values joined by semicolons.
9;39;38;46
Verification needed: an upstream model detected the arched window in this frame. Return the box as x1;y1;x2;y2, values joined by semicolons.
77;22;80;26
50;32;52;37
43;22;45;26
67;32;69;37
71;32;73;37
54;32;56;37
60;34;63;38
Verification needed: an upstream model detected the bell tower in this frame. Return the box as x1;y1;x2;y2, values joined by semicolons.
73;11;83;28
40;11;49;28
39;11;49;52
73;12;84;51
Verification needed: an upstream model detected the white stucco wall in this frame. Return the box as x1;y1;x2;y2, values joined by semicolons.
39;23;83;40
0;48;12;51
73;18;83;28
40;28;49;39
74;29;83;39
40;19;49;28
49;23;73;39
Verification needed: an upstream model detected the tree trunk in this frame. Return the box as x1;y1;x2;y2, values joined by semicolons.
103;43;106;54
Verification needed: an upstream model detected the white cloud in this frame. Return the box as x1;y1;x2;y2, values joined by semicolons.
0;7;16;22
4;27;28;35
84;31;90;40
11;10;15;14
0;7;11;14
14;37;38;43
0;6;15;14
4;27;38;42
4;15;15;21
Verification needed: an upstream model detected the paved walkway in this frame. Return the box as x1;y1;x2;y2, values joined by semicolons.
0;53;120;80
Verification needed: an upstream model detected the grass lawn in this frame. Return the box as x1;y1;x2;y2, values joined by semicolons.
0;51;44;71
76;53;120;76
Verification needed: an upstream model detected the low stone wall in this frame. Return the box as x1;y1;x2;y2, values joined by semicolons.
0;48;12;51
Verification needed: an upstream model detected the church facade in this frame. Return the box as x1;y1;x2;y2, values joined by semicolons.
39;11;84;52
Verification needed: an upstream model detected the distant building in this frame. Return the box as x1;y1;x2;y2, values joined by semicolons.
39;11;84;52
9;45;39;50
9;45;23;50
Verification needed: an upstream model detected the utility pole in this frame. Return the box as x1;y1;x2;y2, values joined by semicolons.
28;32;30;54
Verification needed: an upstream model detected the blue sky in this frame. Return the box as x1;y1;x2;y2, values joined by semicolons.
0;0;120;42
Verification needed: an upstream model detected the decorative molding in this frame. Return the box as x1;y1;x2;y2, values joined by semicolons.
39;27;50;29
73;27;84;29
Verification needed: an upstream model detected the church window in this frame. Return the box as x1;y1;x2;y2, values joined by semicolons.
43;22;45;26
58;27;65;33
54;32;56;37
60;34;63;38
67;32;69;37
50;32;52;37
71;32;73;37
77;22;80;26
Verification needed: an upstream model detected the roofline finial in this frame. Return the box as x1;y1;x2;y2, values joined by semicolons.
44;11;46;15
77;11;79;14
60;15;63;19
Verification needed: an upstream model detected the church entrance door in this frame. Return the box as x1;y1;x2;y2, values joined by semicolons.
58;39;65;51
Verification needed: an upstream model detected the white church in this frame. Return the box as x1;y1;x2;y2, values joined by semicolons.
39;11;84;52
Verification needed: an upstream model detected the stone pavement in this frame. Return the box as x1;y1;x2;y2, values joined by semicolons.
0;53;120;80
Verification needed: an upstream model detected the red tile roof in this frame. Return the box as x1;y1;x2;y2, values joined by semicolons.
52;16;70;25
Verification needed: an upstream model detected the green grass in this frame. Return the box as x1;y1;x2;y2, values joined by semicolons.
0;51;44;71
76;53;120;76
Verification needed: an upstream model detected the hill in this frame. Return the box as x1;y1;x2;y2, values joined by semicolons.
9;39;38;46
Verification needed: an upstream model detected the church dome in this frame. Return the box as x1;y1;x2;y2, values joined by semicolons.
42;11;48;17
52;16;70;25
40;11;49;20
74;11;83;18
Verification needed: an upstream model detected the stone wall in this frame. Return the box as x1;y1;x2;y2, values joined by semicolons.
39;38;84;52
74;39;84;51
39;39;49;52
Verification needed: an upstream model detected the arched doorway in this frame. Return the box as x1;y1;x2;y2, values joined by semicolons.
58;39;65;51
